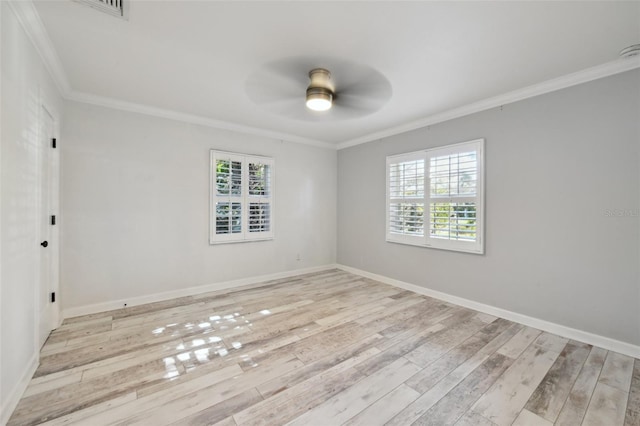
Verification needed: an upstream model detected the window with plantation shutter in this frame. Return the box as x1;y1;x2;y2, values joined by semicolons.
386;139;484;254
386;152;426;245
210;151;274;244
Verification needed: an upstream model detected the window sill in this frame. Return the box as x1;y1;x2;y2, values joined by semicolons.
385;237;484;255
209;237;274;245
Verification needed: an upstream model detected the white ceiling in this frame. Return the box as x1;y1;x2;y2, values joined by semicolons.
33;1;640;147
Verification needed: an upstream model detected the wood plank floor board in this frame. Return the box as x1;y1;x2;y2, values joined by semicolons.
625;409;640;426
454;411;498;426
412;352;513;426
36;330;195;377
495;326;541;359
38;392;138;426
41;333;112;358
234;363;369;426
32;336;187;387
233;347;381;426
600;351;635;392
342;384;420;426
8;270;639;426
511;409;554;426
554;347;608;426
533;332;570;353
354;322;447;378
524;341;592;422
356;298;443;336
403;315;492;368
59;364;244;426
582;382;628;426
313;297;392;327
136;334;301;398
285;357;421;426
372;303;457;340
385;323;526;426
105;296;314;342
169;388;263;426
404;319;517;394
10;356;188;425
46;321;114;346
354;297;437;327
372;316;448;353
50;315;113;334
255;334;384;399
212;417;237;426
626;359;640;425
120;358;304;426
61;311;114;325
292;321;379;364
22;372;83;398
469;334;564;426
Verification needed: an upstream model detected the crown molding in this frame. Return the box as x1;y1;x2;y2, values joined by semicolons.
11;0;638;152
8;0;335;150
66;90;336;150
7;0;71;96
337;57;640;150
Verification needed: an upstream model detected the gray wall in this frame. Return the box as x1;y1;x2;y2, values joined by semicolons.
61;101;336;311
1;2;63;421
338;70;640;345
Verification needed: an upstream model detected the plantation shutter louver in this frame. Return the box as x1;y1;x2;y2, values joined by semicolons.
386;152;427;245
210;151;274;243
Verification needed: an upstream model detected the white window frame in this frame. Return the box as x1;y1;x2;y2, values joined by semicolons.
386;139;485;254
210;150;274;244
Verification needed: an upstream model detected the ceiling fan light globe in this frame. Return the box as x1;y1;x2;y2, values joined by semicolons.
306;87;333;112
306;97;332;112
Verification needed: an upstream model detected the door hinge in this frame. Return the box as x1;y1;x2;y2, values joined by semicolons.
51;292;56;303
52;138;57;149
51;215;56;226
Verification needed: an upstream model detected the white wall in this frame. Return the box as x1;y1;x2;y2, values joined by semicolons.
338;70;640;346
60;101;337;312
0;2;63;422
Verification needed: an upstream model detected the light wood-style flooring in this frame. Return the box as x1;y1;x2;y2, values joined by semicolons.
8;269;640;425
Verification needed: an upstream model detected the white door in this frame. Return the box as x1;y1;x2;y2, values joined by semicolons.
38;106;56;348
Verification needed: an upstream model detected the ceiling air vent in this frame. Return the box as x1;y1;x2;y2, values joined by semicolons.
73;0;128;19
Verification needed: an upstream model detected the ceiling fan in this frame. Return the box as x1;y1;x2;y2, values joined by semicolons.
245;57;392;121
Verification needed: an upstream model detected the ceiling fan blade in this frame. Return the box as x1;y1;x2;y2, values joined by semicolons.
335;93;385;113
335;67;392;101
245;56;392;121
261;57;312;88
245;70;301;104
258;97;304;113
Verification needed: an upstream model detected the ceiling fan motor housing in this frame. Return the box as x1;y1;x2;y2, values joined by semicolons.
306;68;335;111
308;68;334;92
306;87;333;102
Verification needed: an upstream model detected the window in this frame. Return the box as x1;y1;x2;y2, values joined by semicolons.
210;151;274;244
386;139;484;254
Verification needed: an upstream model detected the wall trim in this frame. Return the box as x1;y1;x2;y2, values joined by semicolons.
62;264;338;319
6;0;71;96
337;264;640;359
11;1;640;152
7;1;333;150
0;353;38;426
65;91;335;150
336;57;640;150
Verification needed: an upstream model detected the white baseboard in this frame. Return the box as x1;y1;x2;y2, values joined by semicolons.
0;353;38;426
62;264;338;319
337;264;640;359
